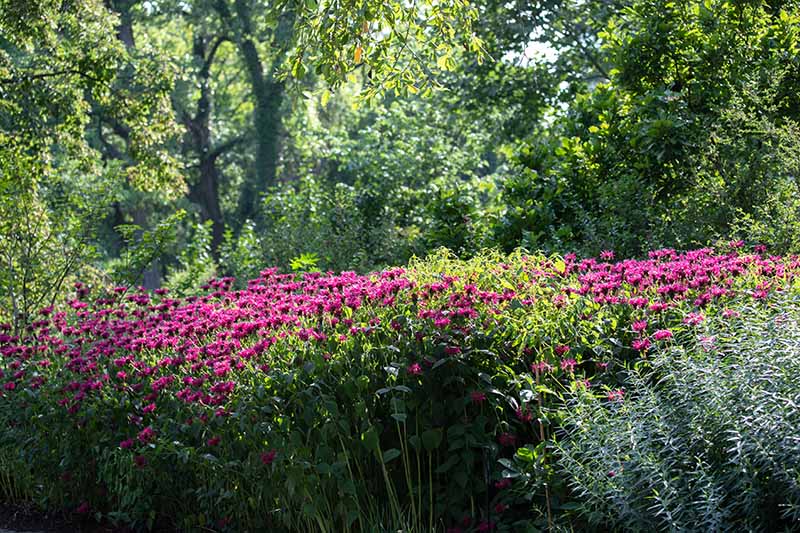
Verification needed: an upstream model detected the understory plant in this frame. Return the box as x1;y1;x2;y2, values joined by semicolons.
556;296;800;531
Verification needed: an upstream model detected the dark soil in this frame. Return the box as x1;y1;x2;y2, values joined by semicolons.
0;503;130;532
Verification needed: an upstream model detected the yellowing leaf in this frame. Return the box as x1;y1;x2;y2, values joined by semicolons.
354;45;363;63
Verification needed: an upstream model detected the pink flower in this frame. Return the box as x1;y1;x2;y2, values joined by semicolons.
470;391;486;405
699;336;716;351
530;361;553;374
722;309;740;319
498;433;517;447
137;426;155;443
632;338;651;351
407;363;422;376
207;436;221;447
653;329;673;341
213;361;230;377
494;478;512;489
142;403;156;414
3;382;15;391
683;312;705;326
434;317;451;328
444;345;462;355
134;455;147;468
632;320;648;333
606;389;625;402
555;344;570;356
76;501;90;514
261;450;277;465
600;250;615;261
515;406;533;423
119;438;134;449
560;358;577;373
494;503;508;513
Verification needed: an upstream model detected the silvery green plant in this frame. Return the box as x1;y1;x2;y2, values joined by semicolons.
556;296;800;532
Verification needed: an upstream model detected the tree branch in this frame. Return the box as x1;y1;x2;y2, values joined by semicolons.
201;35;231;76
0;69;104;85
209;134;248;161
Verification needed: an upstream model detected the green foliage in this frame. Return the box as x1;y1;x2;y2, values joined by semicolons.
268;95;500;271
289;252;321;273
499;0;800;256
491;164;579;254
4;247;800;530
0;0;182;193
165;219;217;296
289;0;485;98
283;96;493;190
0;153;117;330
110;210;187;288
0;0;184;328
260;176;363;270
557;296;800;530
219;220;264;283
421;176;495;255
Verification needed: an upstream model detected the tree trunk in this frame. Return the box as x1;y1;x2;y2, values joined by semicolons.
192;158;225;253
107;0;136;48
211;0;290;223
186;34;226;253
235;36;284;223
132;207;161;290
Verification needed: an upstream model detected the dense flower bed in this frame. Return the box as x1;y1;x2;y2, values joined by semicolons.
0;246;797;531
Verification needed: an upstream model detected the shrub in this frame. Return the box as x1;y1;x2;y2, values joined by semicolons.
556;295;800;531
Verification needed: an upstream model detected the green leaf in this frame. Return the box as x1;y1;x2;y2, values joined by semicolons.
382;448;401;463
292;58;307;78
421;428;443;451
435;454;460;473
515;446;535;463
361;426;379;451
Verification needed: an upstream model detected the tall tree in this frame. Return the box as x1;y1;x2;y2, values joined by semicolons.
138;0;485;239
210;0;294;223
183;31;240;252
0;0;179;325
499;0;800;255
95;0;182;288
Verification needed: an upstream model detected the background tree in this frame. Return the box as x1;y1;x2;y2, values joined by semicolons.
0;0;179;327
496;0;800;255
